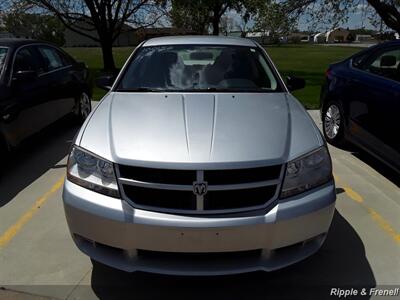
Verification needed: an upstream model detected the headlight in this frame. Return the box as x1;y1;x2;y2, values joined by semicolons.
67;146;119;198
281;146;332;198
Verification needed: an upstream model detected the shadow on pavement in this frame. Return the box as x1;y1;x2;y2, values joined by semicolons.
351;150;400;187
0;117;80;207
91;211;376;300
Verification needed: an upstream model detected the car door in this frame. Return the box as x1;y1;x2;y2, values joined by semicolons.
1;45;49;146
347;47;400;164
35;45;76;124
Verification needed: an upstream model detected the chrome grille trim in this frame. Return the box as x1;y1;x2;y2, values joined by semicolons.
196;170;204;211
118;178;193;191
119;177;280;191
116;164;284;215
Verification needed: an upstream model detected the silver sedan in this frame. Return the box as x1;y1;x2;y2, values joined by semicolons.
63;36;336;275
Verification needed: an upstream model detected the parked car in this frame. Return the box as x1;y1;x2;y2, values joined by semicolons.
321;40;400;173
0;39;92;156
63;36;336;275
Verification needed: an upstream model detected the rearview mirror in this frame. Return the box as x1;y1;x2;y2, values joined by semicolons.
286;76;306;92
190;52;213;60
12;70;37;82
95;75;115;91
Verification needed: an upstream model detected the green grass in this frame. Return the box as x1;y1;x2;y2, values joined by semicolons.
65;47;134;101
64;44;360;108
267;44;360;108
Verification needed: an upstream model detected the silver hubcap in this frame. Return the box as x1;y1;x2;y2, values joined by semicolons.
80;93;91;119
324;104;341;140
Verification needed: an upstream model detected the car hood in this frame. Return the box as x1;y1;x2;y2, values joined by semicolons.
79;92;323;168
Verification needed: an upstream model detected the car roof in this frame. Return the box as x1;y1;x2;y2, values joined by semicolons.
379;39;400;46
142;35;258;47
0;38;44;49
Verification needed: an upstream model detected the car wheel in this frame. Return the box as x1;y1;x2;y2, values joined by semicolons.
73;92;92;123
322;100;347;147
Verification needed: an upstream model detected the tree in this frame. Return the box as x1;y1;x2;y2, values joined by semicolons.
281;0;400;35
254;3;296;42
26;0;167;71
209;0;234;36
220;15;235;35
4;13;65;45
169;0;210;34
170;0;264;36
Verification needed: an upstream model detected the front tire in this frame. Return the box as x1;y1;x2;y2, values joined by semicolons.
322;100;347;147
73;92;92;123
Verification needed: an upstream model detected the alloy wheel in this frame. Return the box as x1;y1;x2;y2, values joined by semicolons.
324;104;341;140
79;93;91;119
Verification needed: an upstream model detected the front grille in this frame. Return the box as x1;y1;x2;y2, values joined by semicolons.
124;185;196;210
204;186;277;210
137;249;262;261
204;166;282;185
119;165;196;185
117;164;282;214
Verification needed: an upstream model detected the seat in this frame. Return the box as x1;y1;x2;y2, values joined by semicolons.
140;52;178;88
204;49;234;85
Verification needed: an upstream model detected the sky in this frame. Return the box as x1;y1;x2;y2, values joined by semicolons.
228;3;379;33
298;13;375;32
298;4;378;32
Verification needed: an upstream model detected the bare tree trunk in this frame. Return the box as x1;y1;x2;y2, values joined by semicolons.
100;39;116;72
367;0;400;34
212;9;220;36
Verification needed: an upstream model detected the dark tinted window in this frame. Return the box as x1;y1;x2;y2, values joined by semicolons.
14;47;43;73
118;45;280;92
352;52;369;69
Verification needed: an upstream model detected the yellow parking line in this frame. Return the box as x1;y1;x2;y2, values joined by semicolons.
335;174;400;245
367;207;400;244
343;187;364;203
0;176;65;248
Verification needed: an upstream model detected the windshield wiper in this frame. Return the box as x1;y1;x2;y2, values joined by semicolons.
185;87;269;93
117;87;274;93
166;88;237;92
117;87;162;92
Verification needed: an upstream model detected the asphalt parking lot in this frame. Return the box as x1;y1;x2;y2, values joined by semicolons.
0;108;399;300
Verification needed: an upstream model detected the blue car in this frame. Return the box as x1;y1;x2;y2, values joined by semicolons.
320;41;400;173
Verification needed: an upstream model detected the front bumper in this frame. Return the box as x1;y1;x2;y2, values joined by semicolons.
63;179;336;275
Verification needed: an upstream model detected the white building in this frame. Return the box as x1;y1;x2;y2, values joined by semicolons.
325;28;350;43
313;32;326;43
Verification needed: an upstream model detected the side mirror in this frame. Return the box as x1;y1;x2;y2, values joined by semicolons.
380;55;396;67
76;61;87;69
95;75;115;91
12;70;38;82
286;76;306;92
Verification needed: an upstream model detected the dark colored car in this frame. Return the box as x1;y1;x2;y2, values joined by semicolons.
320;41;400;173
0;39;92;156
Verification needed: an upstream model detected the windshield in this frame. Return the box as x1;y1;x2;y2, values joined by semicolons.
118;45;281;92
0;47;8;74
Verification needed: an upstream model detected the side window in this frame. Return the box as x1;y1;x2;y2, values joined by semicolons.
364;48;400;82
352;52;369;69
0;48;8;74
37;46;65;72
14;47;44;74
57;50;75;66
